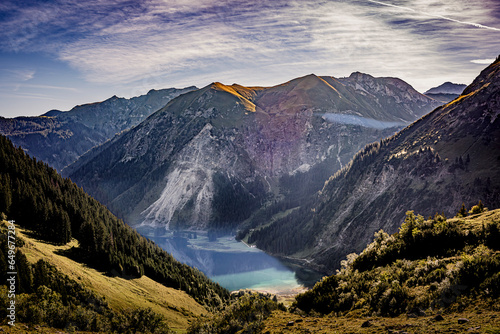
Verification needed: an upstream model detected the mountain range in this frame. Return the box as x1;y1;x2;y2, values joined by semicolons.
246;57;500;274
63;72;440;231
0;87;197;170
1;58;499;332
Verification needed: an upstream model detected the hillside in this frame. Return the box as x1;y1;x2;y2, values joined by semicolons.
64;73;440;231
0;134;229;331
293;208;500;316
0;87;197;170
0;221;206;332
246;57;500;274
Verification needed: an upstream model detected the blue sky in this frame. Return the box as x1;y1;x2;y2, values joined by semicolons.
1;0;499;118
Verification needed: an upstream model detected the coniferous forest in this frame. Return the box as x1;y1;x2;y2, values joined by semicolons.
0;135;229;311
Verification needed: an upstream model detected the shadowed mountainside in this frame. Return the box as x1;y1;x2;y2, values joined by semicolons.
64;73;440;231
246;58;500;274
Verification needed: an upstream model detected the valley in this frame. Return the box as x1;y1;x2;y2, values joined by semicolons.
0;59;499;333
63;73;440;233
1;0;499;332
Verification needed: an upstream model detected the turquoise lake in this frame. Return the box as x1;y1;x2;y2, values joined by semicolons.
139;229;322;293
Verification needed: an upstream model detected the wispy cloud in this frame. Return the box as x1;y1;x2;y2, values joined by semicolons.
366;0;500;31
0;92;62;101
0;0;499;94
470;59;496;64
1;69;36;82
19;84;79;92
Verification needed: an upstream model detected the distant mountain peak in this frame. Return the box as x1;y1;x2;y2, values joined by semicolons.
348;71;374;80
0;86;198;170
41;109;62;117
425;82;467;95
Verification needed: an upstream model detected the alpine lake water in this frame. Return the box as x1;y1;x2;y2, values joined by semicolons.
138;228;323;294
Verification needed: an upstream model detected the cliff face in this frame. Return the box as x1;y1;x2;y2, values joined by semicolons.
0;87;197;170
247;59;500;274
65;73;440;230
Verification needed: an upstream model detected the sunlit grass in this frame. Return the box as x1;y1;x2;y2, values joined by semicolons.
16;226;207;333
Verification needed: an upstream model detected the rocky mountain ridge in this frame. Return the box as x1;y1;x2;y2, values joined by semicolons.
425;81;467;95
65;73;440;231
0;87;197;170
246;58;500;274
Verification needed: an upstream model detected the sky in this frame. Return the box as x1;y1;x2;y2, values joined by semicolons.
0;0;499;118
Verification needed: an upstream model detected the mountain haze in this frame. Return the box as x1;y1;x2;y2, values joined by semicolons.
0;87;197;170
65;73;440;231
248;58;500;274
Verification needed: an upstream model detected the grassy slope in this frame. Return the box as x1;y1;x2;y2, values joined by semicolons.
263;209;500;333
12;225;207;333
262;307;500;334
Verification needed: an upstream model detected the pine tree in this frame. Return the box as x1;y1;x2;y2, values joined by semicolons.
15;250;33;293
0;175;12;214
457;203;468;218
469;200;487;215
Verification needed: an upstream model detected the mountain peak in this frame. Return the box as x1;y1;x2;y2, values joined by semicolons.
268;73;331;92
41;109;63;117
348;72;374;80
1;87;198;171
204;82;258;113
425;82;467;95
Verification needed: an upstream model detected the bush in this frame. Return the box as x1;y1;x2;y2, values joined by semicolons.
294;209;500;317
188;292;284;334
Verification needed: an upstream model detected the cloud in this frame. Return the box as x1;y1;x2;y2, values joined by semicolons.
20;84;79;92
470;59;496;64
366;0;500;31
0;69;36;82
0;92;62;101
0;0;499;94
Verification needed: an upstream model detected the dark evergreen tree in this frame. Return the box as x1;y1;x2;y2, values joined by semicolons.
457;203;468;218
15;250;33;294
